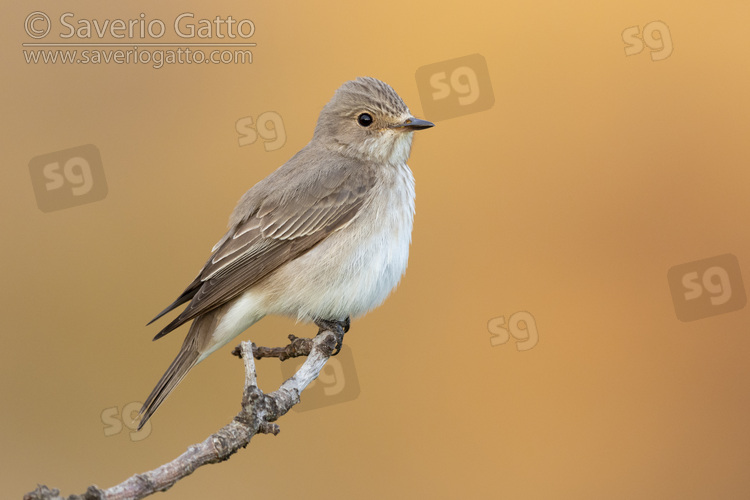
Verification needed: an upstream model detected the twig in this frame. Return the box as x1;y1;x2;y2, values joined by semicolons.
25;329;339;500
232;334;315;361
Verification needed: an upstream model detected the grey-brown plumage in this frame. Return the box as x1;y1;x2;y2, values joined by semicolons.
138;77;433;430
148;154;378;340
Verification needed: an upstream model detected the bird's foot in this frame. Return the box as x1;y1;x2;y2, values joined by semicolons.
314;316;350;355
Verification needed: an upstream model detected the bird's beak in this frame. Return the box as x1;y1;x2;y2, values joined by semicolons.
393;117;435;131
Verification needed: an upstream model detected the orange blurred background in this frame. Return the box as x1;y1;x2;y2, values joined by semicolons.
3;1;750;498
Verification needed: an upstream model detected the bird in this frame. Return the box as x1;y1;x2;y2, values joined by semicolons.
137;77;434;429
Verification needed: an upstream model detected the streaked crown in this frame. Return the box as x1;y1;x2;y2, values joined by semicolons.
312;77;423;163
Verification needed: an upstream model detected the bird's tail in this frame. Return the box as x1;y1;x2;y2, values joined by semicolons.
137;316;209;430
137;348;199;430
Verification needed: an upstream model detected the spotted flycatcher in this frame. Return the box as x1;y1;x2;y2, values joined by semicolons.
138;77;433;428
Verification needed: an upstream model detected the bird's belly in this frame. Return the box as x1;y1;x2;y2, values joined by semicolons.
260;167;415;321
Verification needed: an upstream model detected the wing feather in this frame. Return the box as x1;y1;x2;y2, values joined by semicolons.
151;149;377;340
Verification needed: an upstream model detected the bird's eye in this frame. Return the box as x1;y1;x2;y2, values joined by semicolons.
357;113;373;127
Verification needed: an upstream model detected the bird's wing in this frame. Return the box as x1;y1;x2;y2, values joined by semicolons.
151;152;376;339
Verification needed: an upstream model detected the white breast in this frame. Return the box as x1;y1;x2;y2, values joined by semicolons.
260;162;416;322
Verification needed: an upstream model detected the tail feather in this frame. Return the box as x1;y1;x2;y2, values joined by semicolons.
138;312;216;430
138;294;254;430
138;346;200;430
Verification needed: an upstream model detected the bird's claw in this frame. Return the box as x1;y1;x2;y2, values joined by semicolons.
332;329;344;356
314;317;350;356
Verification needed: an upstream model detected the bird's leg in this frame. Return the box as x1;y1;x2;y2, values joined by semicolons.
313;316;350;355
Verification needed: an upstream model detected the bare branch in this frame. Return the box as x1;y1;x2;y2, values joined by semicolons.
25;329;339;500
231;334;315;361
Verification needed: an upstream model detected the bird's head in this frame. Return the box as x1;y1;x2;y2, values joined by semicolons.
313;77;433;164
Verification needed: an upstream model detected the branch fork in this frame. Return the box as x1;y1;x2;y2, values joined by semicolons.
25;328;340;500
